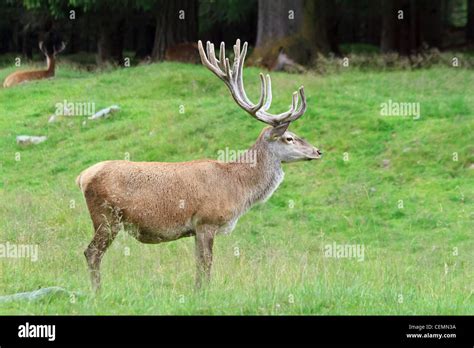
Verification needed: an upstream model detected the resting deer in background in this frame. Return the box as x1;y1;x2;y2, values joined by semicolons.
77;39;322;292
3;41;65;88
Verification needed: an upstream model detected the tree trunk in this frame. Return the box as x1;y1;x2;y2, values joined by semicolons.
12;21;20;53
22;30;33;59
381;0;428;55
419;0;443;48
252;0;336;67
302;0;331;54
151;0;198;61
381;0;397;52
468;0;474;43
366;0;382;45
97;16;125;65
97;20;112;64
256;0;303;48
407;0;418;54
134;12;155;58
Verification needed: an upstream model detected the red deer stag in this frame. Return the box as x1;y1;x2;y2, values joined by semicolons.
3;41;65;88
77;39;322;291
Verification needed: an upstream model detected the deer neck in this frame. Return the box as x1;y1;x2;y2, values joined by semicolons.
233;138;284;208
45;56;55;77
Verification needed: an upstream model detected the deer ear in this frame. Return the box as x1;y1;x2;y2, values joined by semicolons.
269;122;289;139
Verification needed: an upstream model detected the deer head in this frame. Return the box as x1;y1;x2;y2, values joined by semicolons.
39;40;66;58
198;39;321;163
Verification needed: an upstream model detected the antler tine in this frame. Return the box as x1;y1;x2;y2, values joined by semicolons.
291;91;299;114
263;74;272;111
218;42;226;70
249;73;267;113
197;40;206;64
208;43;220;71
260;92;297;125
233;39;241;61
261;86;306;125
232;40;241;73
198;41;212;70
55;41;66;54
198;40;224;78
205;42;218;70
234;41;254;108
283;86;307;123
225;57;232;79
205;41;212;63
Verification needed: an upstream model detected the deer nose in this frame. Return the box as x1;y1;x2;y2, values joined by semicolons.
316;149;322;157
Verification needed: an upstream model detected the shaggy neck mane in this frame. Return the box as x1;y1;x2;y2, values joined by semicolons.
230;132;284;209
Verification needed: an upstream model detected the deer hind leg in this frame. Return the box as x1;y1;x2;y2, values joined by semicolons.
84;203;121;293
194;224;218;290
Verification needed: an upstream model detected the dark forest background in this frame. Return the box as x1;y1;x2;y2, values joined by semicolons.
0;0;473;67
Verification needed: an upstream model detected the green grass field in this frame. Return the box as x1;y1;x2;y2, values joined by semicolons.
0;60;473;314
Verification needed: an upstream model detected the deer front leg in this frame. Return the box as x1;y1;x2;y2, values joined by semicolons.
194;224;218;289
84;207;120;293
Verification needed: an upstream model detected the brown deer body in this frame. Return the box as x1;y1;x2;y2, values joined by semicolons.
165;42;200;64
3;41;65;88
77;39;321;291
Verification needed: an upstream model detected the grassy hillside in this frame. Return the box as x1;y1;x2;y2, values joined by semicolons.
0;61;473;314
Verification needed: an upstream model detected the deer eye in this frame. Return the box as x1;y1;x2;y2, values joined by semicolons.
285;136;294;143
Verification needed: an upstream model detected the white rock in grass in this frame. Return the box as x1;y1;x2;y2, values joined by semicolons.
48;104;76;123
16;135;47;145
89;105;120;120
48;101;76;123
48;114;58;123
0;286;84;303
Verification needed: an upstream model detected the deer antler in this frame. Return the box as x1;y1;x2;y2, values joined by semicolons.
198;39;307;127
54;41;66;55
